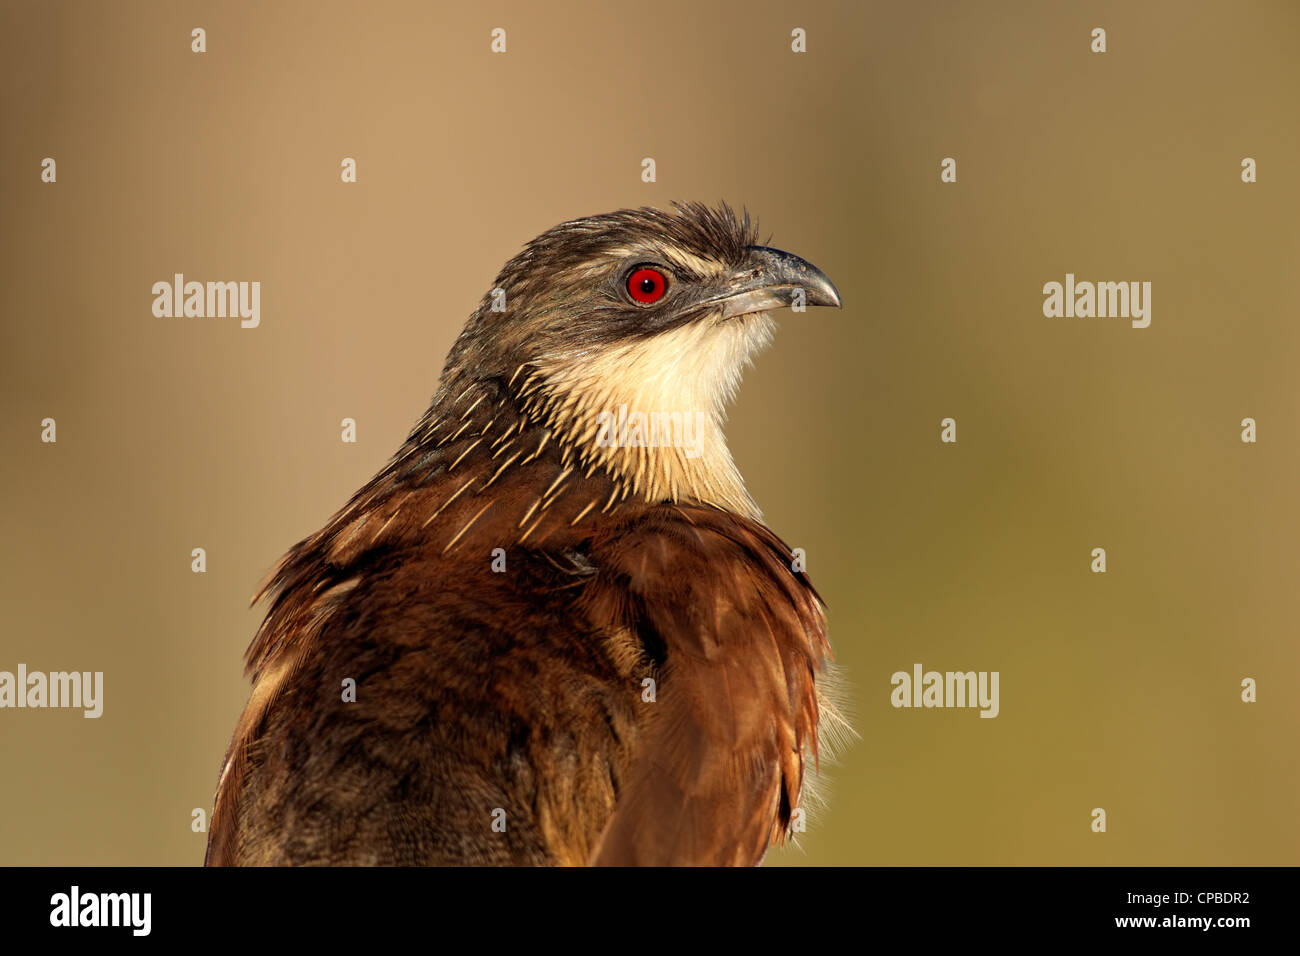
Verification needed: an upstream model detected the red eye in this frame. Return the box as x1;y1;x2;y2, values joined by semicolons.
627;267;667;304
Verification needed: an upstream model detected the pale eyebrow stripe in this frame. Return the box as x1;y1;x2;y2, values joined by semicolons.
599;244;723;279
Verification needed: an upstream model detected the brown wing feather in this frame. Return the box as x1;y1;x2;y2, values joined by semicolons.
587;506;828;866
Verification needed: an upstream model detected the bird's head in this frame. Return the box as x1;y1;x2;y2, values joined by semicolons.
438;202;841;518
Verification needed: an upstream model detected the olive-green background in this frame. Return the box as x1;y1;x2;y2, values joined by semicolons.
1;0;1296;865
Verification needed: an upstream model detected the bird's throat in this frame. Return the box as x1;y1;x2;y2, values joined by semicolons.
519;312;774;520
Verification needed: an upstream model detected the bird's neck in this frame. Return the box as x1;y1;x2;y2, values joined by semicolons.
510;314;773;521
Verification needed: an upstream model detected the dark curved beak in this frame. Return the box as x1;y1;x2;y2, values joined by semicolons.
708;245;842;320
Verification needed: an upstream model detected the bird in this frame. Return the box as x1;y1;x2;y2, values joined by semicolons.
205;202;848;866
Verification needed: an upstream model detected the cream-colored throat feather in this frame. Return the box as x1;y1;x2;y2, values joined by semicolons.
530;312;776;520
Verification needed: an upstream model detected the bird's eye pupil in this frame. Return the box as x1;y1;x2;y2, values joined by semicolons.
640;278;655;293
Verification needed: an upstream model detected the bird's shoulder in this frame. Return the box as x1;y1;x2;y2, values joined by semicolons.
578;503;832;865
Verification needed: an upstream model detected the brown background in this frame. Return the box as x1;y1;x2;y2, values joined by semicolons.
1;0;1296;865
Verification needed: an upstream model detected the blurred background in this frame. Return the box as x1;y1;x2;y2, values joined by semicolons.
1;0;1297;865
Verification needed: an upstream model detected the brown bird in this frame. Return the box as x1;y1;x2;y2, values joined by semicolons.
205;202;848;866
